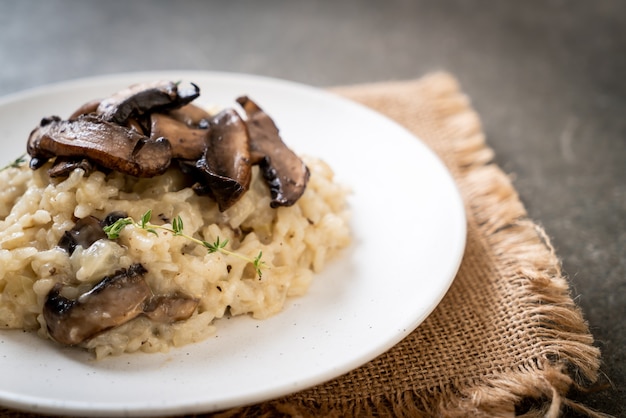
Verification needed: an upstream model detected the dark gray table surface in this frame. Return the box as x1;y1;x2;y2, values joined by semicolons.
0;1;624;416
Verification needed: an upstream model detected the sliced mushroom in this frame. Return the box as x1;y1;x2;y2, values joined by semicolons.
97;80;200;125
43;264;152;346
125;117;150;135
68;98;101;120
236;96;309;207
27;116;62;169
191;108;252;211
26;82;309;209
43;263;200;346
143;294;200;323
102;211;129;227
27;115;172;177
56;212;128;254
57;216;107;254
150;113;209;160
47;156;95;178
166;103;212;129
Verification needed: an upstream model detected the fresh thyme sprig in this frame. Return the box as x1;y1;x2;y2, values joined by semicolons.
0;154;27;172
103;210;266;278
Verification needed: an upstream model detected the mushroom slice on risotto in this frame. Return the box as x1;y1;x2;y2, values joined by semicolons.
43;264;199;346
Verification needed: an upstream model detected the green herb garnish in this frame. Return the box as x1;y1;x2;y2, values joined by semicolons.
103;210;266;278
0;154;27;172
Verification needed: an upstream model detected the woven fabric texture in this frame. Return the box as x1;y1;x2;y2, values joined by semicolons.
0;73;603;418
215;73;603;418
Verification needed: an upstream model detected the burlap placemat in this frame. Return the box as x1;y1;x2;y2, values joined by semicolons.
0;73;604;418
212;73;604;418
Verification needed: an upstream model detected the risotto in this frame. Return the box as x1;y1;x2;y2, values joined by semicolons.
0;81;351;358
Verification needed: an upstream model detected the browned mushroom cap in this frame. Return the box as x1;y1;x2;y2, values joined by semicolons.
236;96;309;207
192;108;252;211
27;116;62;169
143;294;200;323
56;212;127;254
43;264;152;346
27;115;172;177
101;211;129;227
43;263;200;346
97;80;200;125
57;215;107;254
166;103;213;129
68;98;101;120
150;113;209;160
47;156;95;178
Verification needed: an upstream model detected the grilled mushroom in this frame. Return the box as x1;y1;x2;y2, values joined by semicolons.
236;96;309;207
27;115;172;177
192;108;252;211
97;80;200;125
56;212;128;254
47;156;95;178
43;264;152;346
26;82;310;208
68;98;101;120
150;113;209;160
43;264;200;346
143;294;200;323
166;103;212;129
57;216;108;254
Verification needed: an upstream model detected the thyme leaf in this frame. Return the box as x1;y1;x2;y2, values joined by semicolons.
0;154;27;172
104;210;266;278
172;216;184;235
103;218;133;239
140;210;152;229
203;236;228;253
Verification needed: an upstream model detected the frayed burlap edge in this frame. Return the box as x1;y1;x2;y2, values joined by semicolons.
209;73;604;418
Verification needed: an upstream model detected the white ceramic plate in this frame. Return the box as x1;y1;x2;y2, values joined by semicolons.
0;72;466;417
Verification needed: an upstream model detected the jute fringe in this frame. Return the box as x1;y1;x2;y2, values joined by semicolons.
209;73;604;417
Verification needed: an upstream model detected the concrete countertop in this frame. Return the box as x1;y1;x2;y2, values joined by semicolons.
0;1;623;416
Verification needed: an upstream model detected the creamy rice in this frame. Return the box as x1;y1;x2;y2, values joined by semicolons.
0;156;350;358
